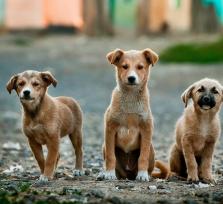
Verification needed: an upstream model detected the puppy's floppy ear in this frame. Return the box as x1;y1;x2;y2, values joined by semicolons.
106;49;124;65
6;75;18;94
181;84;195;108
41;71;57;87
142;48;159;66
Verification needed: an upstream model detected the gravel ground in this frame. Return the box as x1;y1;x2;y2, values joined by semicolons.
0;33;223;204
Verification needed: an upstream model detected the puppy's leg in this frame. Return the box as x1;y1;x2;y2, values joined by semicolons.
148;144;155;174
182;138;199;182
28;139;45;174
69;128;84;176
103;120;118;180
41;138;59;181
169;144;185;177
199;142;216;183
137;120;153;181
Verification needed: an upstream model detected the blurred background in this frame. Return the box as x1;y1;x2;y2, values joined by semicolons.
0;1;223;202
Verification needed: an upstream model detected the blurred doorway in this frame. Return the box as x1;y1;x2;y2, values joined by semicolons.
109;0;137;35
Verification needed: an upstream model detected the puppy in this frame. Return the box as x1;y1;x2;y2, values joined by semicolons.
6;70;84;182
100;48;168;181
169;78;223;183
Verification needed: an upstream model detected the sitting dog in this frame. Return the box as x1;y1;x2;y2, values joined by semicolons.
169;78;223;183
100;48;168;181
6;70;84;182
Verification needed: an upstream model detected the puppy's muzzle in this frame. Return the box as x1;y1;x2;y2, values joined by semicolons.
20;89;34;101
128;76;136;85
198;95;216;110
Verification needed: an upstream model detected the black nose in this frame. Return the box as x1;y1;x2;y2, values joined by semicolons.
203;96;210;103
23;90;30;97
128;76;136;84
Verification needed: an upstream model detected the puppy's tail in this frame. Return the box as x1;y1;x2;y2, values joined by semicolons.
151;160;170;179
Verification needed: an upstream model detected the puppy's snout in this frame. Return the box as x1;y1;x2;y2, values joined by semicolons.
202;96;210;103
23;90;31;97
128;76;136;84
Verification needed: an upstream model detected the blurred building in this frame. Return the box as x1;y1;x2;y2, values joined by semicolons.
0;0;222;34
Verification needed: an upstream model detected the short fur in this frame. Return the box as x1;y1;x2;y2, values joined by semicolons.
169;78;223;183
101;48;168;181
6;70;83;181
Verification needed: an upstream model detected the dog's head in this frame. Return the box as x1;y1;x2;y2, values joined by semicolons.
106;48;158;88
6;70;57;110
181;78;223;112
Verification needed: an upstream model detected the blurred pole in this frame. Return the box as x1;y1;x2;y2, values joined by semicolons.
191;0;220;33
82;0;114;36
137;0;149;35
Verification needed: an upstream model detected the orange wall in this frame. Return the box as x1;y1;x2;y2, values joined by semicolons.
5;0;83;29
6;0;46;29
45;0;83;28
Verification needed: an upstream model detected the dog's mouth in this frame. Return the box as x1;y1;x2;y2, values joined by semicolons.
20;97;35;101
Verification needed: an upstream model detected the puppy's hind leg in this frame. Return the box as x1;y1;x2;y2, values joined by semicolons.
169;144;187;179
69;128;84;176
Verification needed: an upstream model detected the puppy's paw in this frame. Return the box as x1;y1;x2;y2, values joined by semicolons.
73;169;85;177
187;175;199;183
201;176;216;185
136;170;150;181
97;170;117;180
34;175;49;186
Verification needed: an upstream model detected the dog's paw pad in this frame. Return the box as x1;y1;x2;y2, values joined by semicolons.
73;169;84;177
136;171;150;181
97;170;117;180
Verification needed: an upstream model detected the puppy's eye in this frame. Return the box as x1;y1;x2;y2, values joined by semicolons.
137;65;144;70
197;86;205;92
18;82;25;87
32;82;39;87
122;64;128;70
212;88;219;94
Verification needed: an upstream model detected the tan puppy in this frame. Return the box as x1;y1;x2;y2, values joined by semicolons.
100;48;166;181
6;70;83;182
169;78;223;183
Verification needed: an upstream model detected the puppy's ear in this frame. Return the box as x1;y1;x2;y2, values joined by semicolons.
106;49;124;65
181;84;195;108
142;48;159;66
41;71;57;87
6;75;18;94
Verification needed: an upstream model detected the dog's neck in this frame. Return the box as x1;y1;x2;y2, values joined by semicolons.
190;104;219;122
116;84;149;114
22;93;52;119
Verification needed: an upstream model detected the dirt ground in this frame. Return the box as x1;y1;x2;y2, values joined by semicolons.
0;33;223;204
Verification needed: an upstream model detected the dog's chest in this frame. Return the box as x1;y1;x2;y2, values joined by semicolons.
24;122;47;144
116;126;140;153
116;115;140;153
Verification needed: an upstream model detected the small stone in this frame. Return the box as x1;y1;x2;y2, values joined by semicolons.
90;189;105;198
148;185;157;191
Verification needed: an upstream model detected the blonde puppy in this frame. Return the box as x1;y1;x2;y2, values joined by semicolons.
6;70;84;182
100;48;165;181
169;78;223;183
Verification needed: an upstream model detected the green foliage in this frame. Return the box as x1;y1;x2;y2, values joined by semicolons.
160;37;223;64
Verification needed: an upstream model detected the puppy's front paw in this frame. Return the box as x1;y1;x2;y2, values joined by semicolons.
73;169;85;177
187;174;199;183
136;170;150;181
200;175;216;184
97;170;117;180
37;175;49;184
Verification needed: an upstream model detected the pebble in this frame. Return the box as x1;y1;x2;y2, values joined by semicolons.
148;185;157;191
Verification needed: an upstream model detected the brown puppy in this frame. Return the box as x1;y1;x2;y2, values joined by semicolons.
100;48;165;181
169;78;223;183
6;70;83;182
